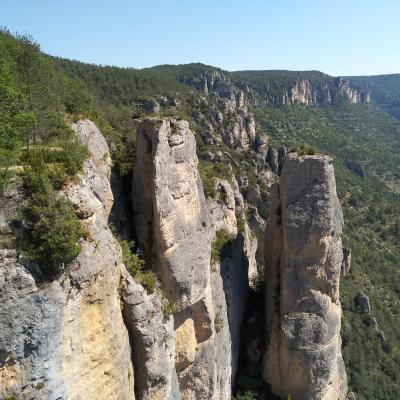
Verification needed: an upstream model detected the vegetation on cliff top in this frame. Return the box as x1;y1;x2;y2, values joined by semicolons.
0;29;89;272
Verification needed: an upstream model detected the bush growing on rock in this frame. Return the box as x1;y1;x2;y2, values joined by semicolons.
211;229;235;262
119;238;157;294
231;391;257;400
288;144;317;156
21;175;83;275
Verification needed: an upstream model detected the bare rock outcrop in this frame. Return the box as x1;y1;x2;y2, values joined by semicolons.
134;118;216;399
263;153;347;400
341;248;351;276
133;118;251;399
355;292;371;314
121;270;178;400
178;70;256;150
0;120;135;400
262;78;371;107
134;118;210;310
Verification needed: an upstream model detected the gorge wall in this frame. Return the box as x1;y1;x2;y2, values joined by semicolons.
260;78;371;107
264;154;347;400
0;116;347;399
0;120;135;400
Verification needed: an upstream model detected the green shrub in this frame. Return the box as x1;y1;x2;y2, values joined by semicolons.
214;310;224;333
35;381;44;390
231;391;257;400
21;176;83;275
137;271;157;294
250;264;266;293
211;229;235;263
289;144;317;156
198;160;232;198
119;238;157;294
236;211;246;233
162;300;176;322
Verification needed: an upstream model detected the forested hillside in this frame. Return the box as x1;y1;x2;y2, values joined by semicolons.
1;29;400;400
348;74;400;119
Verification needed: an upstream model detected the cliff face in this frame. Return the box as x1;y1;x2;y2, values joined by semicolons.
1;117;348;400
263;78;371;106
178;70;256;150
133;118;253;399
0;120;135;400
263;154;347;400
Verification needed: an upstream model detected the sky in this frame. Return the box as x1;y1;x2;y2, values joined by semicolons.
2;0;400;76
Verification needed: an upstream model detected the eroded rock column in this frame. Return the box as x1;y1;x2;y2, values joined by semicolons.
264;153;347;400
133;118;251;399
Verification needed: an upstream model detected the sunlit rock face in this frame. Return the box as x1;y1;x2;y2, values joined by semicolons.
133;118;251;399
0;120;135;400
263;153;347;400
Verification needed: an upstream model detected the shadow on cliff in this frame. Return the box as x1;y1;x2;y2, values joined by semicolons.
219;233;251;395
108;168;135;239
232;259;281;400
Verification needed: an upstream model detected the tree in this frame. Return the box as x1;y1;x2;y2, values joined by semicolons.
21;175;83;275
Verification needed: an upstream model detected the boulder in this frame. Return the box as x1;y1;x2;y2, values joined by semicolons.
266;145;279;173
355;292;371;314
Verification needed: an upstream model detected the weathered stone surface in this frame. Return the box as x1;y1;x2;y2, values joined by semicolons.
355;292;371;314
133;118;252;399
262;77;370;107
263;153;347;400
341;248;352;276
121;270;177;400
177;69;256;150
134;118;210;309
0;120;135;400
347;392;357;400
266;145;278;173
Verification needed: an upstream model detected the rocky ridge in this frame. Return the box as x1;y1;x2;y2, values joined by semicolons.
176;69;257;150
0;120;135;400
0;117;348;400
232;71;371;107
262;78;371;106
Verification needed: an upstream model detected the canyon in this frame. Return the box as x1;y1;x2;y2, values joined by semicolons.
1;116;348;399
2;31;399;399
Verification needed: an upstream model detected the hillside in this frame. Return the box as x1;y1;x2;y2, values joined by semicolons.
348;74;400;119
1;29;400;400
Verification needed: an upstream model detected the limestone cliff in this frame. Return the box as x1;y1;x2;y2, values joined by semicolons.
264;77;370;106
133;118;252;399
177;70;256;150
0;120;135;400
1;117;348;400
263;153;347;400
233;71;371;107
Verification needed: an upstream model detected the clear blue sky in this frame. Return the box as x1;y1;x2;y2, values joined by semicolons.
2;0;399;76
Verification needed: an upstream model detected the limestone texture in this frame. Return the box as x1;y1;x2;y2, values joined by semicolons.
0;120;135;400
263;153;347;400
133;118;251;399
